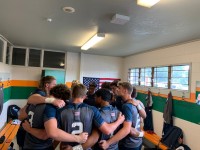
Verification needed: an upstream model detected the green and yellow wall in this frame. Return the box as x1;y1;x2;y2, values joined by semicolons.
124;40;200;150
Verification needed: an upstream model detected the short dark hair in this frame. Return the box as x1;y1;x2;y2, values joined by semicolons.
50;84;71;101
95;89;112;101
101;82;111;91
131;87;137;98
89;81;97;88
118;82;133;94
72;84;87;98
110;80;119;87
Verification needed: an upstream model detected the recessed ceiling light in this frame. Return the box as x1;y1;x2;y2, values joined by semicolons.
137;0;160;8
62;7;75;13
46;18;52;22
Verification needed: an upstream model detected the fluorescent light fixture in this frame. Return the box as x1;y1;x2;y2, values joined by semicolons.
60;62;65;66
137;0;160;8
81;33;105;50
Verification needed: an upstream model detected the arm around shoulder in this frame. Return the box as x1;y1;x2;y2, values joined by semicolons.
27;94;46;104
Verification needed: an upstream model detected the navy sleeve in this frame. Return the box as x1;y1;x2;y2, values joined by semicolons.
56;107;64;129
91;106;105;128
44;104;57;122
32;89;46;97
122;103;133;123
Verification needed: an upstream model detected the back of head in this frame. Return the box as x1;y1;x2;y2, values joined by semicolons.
131;87;137;98
72;84;87;98
101;82;111;91
39;76;55;91
89;81;97;88
50;84;71;101
71;80;81;90
95;89;112;101
118;82;133;94
110;80;119;87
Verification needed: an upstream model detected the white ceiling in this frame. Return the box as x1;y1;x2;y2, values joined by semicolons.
0;0;200;57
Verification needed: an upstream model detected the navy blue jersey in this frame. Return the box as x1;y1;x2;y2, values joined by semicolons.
32;88;46;97
24;89;53;149
43;104;58;122
111;96;124;112
94;105;120;150
57;102;105;147
84;93;96;107
120;103;142;148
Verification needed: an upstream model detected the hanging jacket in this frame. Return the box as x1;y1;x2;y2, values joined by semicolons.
163;91;173;124
144;90;154;131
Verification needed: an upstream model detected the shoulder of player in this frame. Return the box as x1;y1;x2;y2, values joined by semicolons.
32;88;46;96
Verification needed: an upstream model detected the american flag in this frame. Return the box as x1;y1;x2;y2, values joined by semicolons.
83;77;120;89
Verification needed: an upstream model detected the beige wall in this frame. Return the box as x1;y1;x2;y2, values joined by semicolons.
124;40;200;150
80;53;123;82
124;40;200;93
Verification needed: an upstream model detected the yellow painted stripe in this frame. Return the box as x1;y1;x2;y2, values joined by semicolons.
11;80;38;87
137;90;196;103
196;87;200;92
1;81;11;88
66;82;72;88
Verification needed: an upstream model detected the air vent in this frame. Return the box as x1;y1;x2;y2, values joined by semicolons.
63;7;75;13
111;14;130;25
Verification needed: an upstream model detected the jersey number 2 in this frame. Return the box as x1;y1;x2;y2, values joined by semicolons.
71;122;83;134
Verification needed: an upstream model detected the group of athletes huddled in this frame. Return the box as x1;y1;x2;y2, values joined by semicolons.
18;76;146;150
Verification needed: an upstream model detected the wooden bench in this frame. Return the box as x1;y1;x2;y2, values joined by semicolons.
0;120;20;150
143;130;169;150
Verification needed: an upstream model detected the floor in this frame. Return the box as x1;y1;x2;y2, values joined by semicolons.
12;137;145;150
12;137;60;150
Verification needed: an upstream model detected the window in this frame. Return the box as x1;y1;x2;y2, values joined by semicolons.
6;46;10;64
43;51;65;69
29;49;41;67
128;68;139;85
171;65;189;90
140;68;145;86
12;47;26;66
154;67;168;88
143;67;152;86
128;64;190;91
0;39;4;62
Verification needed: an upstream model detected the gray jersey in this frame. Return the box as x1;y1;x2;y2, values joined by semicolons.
23;104;53;149
57;102;104;147
95;105;120;150
120;103;142;148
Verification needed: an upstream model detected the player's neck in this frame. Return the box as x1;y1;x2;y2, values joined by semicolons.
100;101;110;107
73;98;83;104
123;94;132;102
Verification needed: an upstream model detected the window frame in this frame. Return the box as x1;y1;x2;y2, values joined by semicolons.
10;47;66;70
128;68;140;85
170;64;190;91
128;63;191;92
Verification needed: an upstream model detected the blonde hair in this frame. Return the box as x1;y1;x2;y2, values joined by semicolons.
71;80;81;90
39;76;56;91
72;84;87;98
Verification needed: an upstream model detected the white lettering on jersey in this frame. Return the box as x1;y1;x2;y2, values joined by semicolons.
28;111;34;127
71;122;83;135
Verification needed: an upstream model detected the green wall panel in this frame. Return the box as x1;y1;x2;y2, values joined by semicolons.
3;86;200;125
10;87;36;99
3;87;11;103
137;92;200;124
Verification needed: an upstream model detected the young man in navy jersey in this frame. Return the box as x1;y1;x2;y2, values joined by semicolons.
93;88;121;150
18;76;66;149
20;83;88;150
99;82;143;150
56;84;125;150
